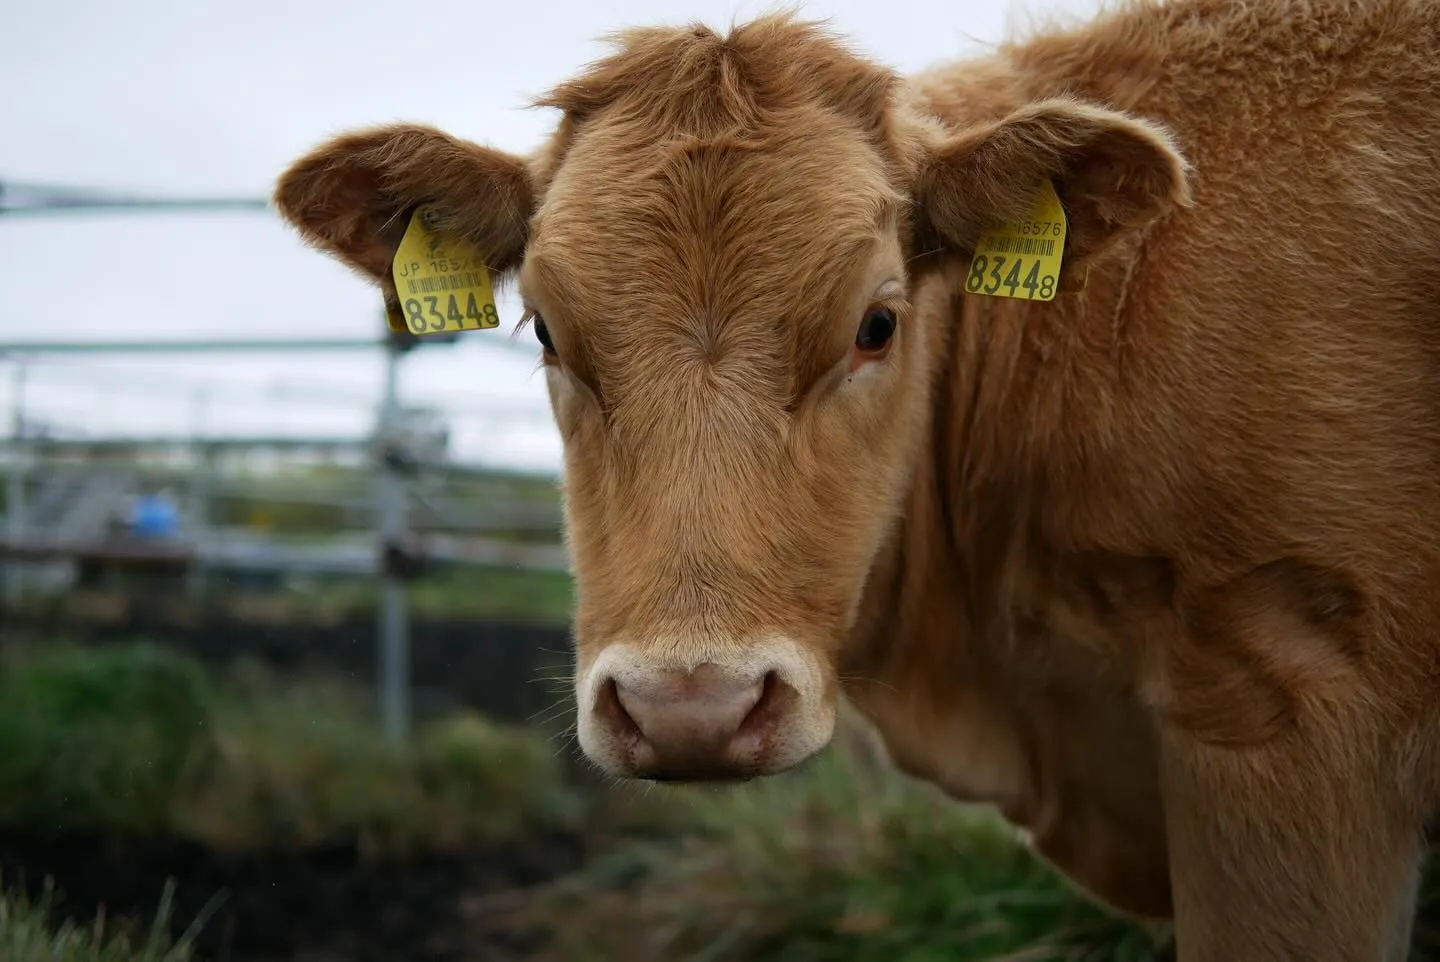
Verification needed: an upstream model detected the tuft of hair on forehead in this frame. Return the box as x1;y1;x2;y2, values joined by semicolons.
534;11;900;143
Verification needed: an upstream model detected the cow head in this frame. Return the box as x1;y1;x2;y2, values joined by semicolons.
274;16;1187;782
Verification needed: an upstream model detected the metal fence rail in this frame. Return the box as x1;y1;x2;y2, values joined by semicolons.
1;329;564;745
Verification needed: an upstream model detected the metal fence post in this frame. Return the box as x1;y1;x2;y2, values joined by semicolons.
5;361;28;606
376;328;411;743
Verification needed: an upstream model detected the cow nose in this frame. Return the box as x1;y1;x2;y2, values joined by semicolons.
595;663;783;780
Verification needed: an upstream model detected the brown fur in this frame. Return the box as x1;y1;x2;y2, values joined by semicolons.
273;1;1440;957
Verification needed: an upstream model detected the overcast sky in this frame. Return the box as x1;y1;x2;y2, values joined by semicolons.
0;0;1098;475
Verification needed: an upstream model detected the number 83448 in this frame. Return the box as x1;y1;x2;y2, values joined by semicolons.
965;254;1056;301
403;293;500;333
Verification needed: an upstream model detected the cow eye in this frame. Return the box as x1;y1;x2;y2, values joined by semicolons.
855;306;896;353
533;314;555;355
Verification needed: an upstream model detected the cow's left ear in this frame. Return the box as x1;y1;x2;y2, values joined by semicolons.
916;97;1191;273
273;123;534;289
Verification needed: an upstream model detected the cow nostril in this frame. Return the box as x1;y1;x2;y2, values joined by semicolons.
595;677;643;743
735;670;795;745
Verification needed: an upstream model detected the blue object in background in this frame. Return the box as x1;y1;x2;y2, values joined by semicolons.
130;492;180;539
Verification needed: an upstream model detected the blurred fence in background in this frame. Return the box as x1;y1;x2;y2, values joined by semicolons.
0;323;574;741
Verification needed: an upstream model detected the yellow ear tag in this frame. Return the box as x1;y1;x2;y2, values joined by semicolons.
966;180;1067;302
390;208;501;334
383;298;409;334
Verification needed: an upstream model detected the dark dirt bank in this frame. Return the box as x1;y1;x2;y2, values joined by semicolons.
0;828;586;962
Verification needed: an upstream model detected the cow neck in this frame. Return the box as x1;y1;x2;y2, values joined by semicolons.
837;249;1142;820
836;276;1037;819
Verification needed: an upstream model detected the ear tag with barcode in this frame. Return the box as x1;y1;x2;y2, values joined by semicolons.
390;208;501;334
966;181;1068;302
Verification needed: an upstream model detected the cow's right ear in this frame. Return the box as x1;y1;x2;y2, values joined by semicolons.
914;97;1190;277
273;123;534;287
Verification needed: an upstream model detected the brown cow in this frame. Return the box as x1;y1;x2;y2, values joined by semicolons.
273;0;1440;957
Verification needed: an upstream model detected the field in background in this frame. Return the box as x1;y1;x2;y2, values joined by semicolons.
0;639;586;962
6;638;1440;962
0;638;1191;962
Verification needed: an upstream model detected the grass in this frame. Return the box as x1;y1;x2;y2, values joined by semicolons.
7;639;1434;962
0;878;204;962
407;564;574;623
179;662;583;853
0;639;1176;961
0;641;582;852
42;562;577;629
0;640;586;961
0;643;214;836
281;563;576;625
173;564;576;627
520;718;1174;962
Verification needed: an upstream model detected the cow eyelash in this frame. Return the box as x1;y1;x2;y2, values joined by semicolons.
518;308;556;357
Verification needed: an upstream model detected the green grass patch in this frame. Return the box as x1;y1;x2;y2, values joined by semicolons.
522;721;1172;962
0;641;582;853
178;663;583;852
0;878;205;962
254;564;575;626
0;644;214;836
407;564;574;623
